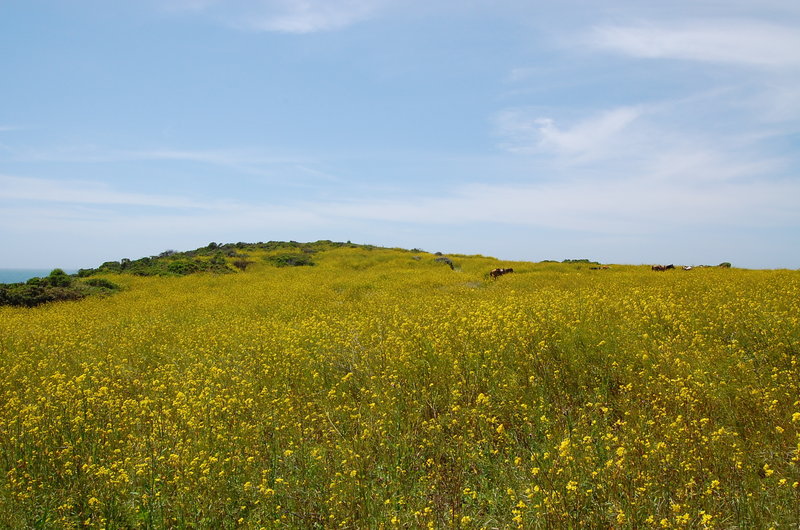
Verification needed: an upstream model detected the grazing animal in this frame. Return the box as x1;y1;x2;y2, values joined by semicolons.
652;264;675;271
682;266;693;271
434;256;454;270
490;268;514;279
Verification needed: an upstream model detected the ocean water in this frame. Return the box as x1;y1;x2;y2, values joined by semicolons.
0;269;77;284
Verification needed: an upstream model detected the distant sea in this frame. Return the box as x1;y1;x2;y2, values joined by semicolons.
0;269;78;284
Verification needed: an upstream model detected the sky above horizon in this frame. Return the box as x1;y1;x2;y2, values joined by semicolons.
2;0;799;269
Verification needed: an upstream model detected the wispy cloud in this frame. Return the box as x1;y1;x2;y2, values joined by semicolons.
162;0;391;33
0;175;217;209
588;20;800;68
493;81;795;178
5;145;294;165
0;145;343;184
540;107;643;156
7;163;796;240
0;169;800;266
489;84;798;237
316;174;800;234
493;105;646;163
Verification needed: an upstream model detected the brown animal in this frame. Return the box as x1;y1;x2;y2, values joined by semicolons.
490;268;514;279
652;264;675;271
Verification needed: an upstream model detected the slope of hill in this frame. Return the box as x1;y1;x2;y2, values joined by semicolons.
0;243;798;527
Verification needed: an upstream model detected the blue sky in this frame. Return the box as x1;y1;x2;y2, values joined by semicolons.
2;0;799;269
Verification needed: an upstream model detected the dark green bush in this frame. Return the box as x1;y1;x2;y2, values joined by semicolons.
83;278;120;290
167;260;200;275
232;259;253;271
98;261;122;273
46;269;72;287
562;259;599;265
266;253;315;267
434;256;455;270
0;283;85;307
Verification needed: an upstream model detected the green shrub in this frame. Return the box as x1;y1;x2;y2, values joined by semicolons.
0;283;85;307
562;258;599;265
232;259;253;271
434;256;455;270
167;260;200;276
98;261;122;273
265;253;315;267
46;269;72;287
83;278;120;290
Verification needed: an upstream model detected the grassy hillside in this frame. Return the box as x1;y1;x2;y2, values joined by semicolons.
0;245;798;528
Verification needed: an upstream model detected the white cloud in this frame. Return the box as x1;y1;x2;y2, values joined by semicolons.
493;85;795;185
642;148;785;183
0;175;214;209
589;20;800;69
164;0;218;11
315;175;800;234
134;149;343;182
162;0;390;33
489;90;798;236
534;107;643;157
3;163;798;268
245;0;381;33
494;106;644;160
1;146;342;184
9;157;797;239
5;145;296;166
746;82;800;122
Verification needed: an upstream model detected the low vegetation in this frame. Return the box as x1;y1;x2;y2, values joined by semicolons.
0;269;120;308
0;245;798;528
79;241;387;278
1;241;374;307
265;252;315;268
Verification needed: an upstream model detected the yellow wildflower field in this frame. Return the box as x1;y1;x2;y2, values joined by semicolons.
1;247;798;528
